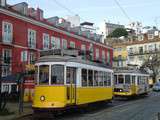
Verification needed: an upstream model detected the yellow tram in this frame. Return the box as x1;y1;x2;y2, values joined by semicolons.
114;68;150;97
32;49;113;110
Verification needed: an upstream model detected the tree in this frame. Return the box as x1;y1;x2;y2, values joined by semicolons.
141;54;160;83
108;28;128;38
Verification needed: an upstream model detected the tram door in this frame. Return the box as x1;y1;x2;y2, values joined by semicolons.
66;67;77;104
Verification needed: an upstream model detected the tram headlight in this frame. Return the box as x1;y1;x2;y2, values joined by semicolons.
40;96;45;101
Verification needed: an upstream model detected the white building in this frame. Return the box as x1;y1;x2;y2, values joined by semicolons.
64;14;80;27
98;20;124;38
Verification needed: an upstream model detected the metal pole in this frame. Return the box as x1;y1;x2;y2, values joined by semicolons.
158;112;160;120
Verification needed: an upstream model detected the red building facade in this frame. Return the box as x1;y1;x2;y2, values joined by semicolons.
0;1;113;78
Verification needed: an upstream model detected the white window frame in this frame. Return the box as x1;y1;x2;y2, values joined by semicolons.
148;34;154;40
28;52;35;64
62;39;67;49
2;21;13;43
70;41;75;48
51;36;61;49
95;48;99;60
2;49;12;77
21;51;28;62
28;29;36;48
43;33;50;49
102;50;105;63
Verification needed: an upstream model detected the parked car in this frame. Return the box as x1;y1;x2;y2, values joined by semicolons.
153;82;160;91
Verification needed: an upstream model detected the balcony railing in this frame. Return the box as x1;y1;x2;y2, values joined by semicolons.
113;57;127;61
128;49;160;56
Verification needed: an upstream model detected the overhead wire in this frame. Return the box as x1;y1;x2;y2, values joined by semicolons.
114;0;132;22
53;0;85;21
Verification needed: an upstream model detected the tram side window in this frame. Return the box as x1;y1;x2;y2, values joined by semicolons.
114;75;118;85
88;70;93;86
51;65;64;84
137;76;141;85
82;69;87;86
98;71;103;86
132;76;136;84
107;72;111;86
125;75;131;84
66;67;76;84
104;72;107;86
118;75;124;84
94;71;98;86
39;65;49;85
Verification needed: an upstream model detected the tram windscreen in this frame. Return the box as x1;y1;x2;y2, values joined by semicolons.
39;65;49;85
51;65;64;84
118;75;124;84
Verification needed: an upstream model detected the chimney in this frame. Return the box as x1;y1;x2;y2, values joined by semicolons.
0;0;6;7
28;7;36;17
36;8;43;21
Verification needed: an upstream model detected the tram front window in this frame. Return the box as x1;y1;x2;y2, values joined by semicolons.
51;65;64;84
125;75;131;84
39;65;49;85
118;75;124;84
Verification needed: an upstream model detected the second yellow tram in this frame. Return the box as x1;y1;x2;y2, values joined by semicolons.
114;69;150;97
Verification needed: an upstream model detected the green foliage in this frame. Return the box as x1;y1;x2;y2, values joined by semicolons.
108;28;128;38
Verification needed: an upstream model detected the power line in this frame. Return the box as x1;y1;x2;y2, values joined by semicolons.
53;0;85;21
114;0;132;22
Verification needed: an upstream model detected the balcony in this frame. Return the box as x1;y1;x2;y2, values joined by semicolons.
128;49;160;56
113;56;127;61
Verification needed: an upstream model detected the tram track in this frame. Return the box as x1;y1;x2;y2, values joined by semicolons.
17;91;160;120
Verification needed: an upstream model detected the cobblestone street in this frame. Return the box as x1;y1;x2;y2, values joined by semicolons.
17;92;160;120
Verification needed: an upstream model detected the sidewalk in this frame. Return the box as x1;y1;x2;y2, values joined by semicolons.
0;102;33;120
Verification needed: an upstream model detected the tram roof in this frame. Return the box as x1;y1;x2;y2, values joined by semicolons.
37;55;112;69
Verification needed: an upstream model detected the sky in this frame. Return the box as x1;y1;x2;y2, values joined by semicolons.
7;0;160;28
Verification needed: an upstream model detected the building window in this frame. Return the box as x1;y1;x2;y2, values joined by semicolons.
138;35;143;41
148;45;153;52
2;21;13;43
117;47;122;51
95;48;99;60
2;49;11;77
21;51;27;62
70;41;75;48
102;50;105;63
129;56;134;61
107;50;110;64
2;49;11;64
129;47;133;54
139;47;143;54
148;34;154;40
51;36;61;49
62;39;67;49
28;29;36;48
43;33;49;49
89;43;94;60
29;52;35;64
81;44;86;51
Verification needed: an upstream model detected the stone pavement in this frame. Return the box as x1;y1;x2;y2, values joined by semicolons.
0;102;33;120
